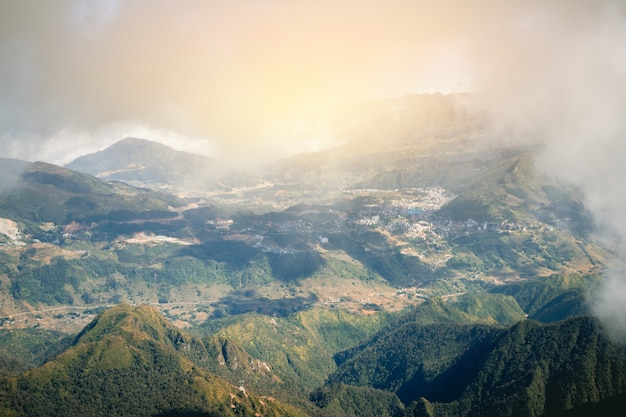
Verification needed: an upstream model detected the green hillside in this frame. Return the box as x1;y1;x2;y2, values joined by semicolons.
323;313;626;417
200;309;392;399
0;328;72;377
0;295;623;417
1;139;612;315
435;154;594;236
0;158;182;231
0;304;307;417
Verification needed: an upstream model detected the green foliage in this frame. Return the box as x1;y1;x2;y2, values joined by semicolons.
268;251;325;282
162;257;224;285
0;304;306;417
183;240;259;267
0;161;179;231
114;243;176;265
197;307;393;407
2;301;625;417
490;273;597;320
327;315;626;417
208;289;318;317
310;383;404;417
423;277;493;298
10;258;79;304
451;293;526;326
529;289;588;323
329;232;441;286
0;329;72;376
0;251;18;274
447;231;584;276
447;317;626;417
328;321;497;400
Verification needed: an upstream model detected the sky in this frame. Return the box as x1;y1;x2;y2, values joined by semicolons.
1;0;620;166
0;0;480;165
2;1;626;338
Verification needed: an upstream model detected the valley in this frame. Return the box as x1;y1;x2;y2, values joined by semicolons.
0;94;624;417
0;177;607;333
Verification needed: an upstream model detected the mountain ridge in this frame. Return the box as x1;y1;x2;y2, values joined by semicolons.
324;314;626;417
3;301;624;417
0;303;307;417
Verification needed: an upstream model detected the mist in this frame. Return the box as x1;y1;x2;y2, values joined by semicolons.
462;1;626;341
2;1;626;337
0;0;507;164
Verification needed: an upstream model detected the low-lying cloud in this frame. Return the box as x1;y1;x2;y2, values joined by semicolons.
462;1;626;341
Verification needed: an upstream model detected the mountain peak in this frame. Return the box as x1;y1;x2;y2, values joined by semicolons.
65;137;217;187
109;137;174;152
6;304;306;416
73;303;177;347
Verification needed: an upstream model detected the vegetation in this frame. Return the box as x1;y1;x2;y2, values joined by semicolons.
324;315;626;417
0;304;306;417
0;161;181;232
0;328;72;376
3;297;623;417
328;231;442;287
197;307;393;408
0;100;623;417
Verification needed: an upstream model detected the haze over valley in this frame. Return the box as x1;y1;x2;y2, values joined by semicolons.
2;1;626;416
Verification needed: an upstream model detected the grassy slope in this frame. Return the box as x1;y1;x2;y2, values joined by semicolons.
0;304;307;417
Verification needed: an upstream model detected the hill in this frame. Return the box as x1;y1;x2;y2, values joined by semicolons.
321;310;626;417
0;110;615;328
0;158;183;231
188;280;599;416
0;304;306;417
2;294;620;417
65;137;224;191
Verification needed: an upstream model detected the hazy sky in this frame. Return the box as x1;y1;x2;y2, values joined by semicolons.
0;0;621;165
0;0;475;164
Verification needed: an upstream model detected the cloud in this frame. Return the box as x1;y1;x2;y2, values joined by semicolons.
0;0;486;164
1;1;625;204
458;0;626;341
591;266;626;342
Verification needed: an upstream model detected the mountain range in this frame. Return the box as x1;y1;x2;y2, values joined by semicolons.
0;93;624;416
1;300;624;417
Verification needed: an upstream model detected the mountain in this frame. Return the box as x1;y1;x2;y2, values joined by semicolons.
0;304;306;417
65;137;222;191
0;158;183;230
191;283;598;416
0;109;614;321
1;93;624;416
0;159;200;307
2;296;620;417
321;308;626;417
265;93;487;194
198;308;393;404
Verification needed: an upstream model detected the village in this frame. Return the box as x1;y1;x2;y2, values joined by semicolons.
217;186;548;255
